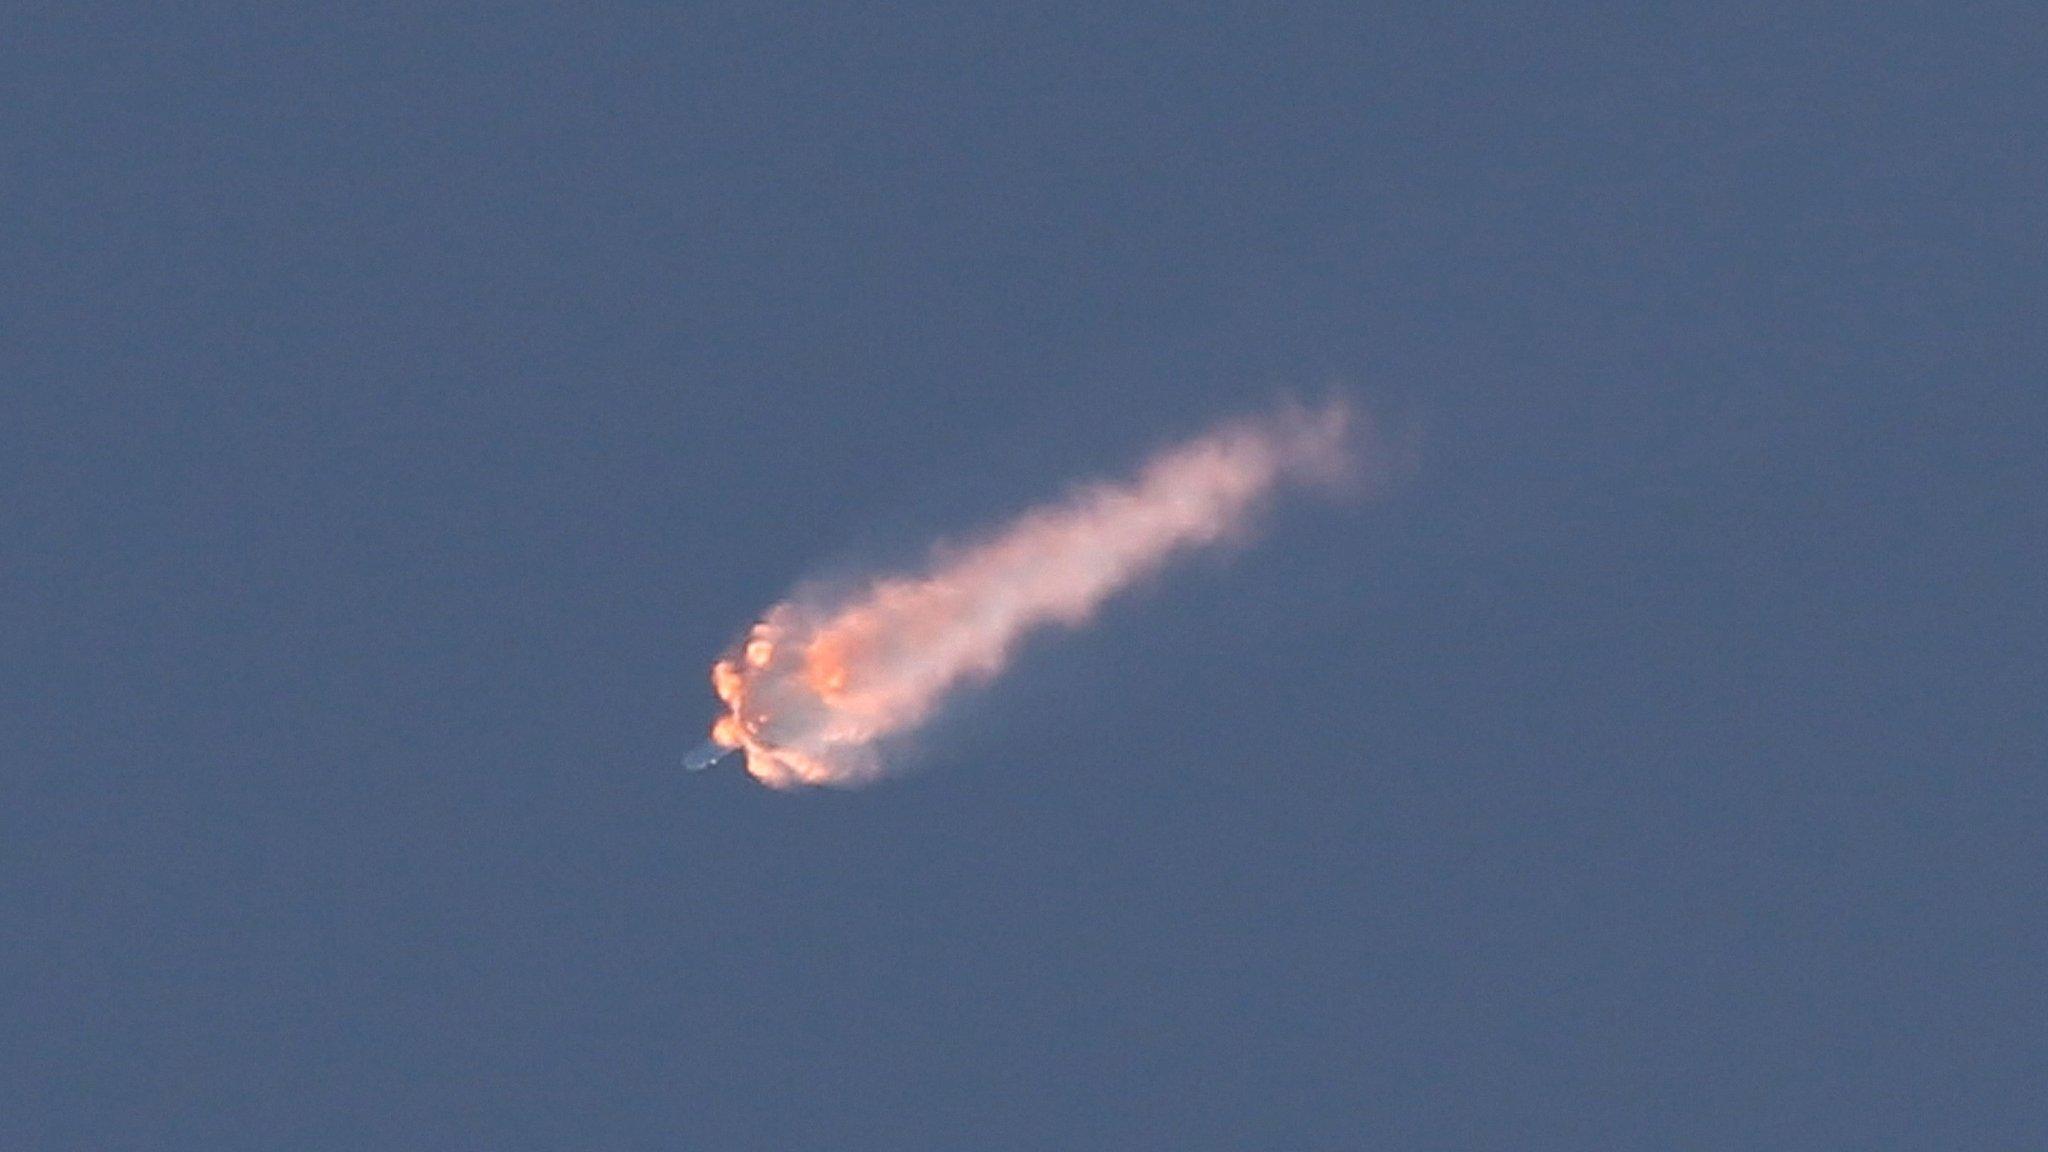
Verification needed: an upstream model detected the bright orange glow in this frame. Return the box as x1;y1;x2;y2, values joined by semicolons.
701;400;1354;788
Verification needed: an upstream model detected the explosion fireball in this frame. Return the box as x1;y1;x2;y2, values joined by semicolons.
692;399;1357;788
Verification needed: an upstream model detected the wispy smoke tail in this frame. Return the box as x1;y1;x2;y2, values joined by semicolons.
703;399;1357;788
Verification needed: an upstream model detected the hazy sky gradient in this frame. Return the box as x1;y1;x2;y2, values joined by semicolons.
5;5;2042;1148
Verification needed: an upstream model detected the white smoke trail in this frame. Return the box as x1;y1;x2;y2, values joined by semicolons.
703;399;1357;788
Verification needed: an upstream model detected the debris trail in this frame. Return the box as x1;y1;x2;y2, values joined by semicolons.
699;400;1355;789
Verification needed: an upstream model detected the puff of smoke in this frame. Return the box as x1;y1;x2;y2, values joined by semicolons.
703;399;1359;788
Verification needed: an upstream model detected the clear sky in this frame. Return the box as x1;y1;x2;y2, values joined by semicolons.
5;5;2042;1148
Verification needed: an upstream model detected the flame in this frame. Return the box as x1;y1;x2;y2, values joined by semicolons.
703;400;1354;788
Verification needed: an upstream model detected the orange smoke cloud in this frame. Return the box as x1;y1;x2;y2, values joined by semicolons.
705;400;1356;788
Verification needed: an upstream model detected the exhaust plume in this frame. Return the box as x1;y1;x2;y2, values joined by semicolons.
701;399;1357;789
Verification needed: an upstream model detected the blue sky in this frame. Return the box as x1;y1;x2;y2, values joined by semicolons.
5;5;2043;1147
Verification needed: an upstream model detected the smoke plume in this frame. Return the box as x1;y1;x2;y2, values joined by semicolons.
703;399;1356;788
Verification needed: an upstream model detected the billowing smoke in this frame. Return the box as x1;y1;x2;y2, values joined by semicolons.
699;399;1357;788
